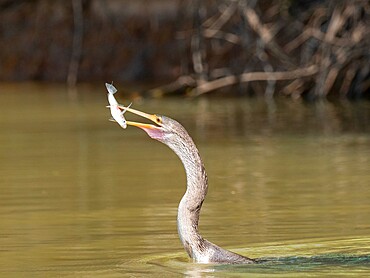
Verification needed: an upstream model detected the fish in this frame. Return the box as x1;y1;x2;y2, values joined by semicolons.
105;83;132;129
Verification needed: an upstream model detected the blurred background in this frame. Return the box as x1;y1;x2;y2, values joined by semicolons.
0;0;369;99
1;0;370;276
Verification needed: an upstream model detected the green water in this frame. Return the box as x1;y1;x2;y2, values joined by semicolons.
0;83;369;277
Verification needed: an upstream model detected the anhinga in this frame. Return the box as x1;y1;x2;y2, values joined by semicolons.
119;105;255;264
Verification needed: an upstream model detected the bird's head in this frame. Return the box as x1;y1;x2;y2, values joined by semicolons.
119;105;190;146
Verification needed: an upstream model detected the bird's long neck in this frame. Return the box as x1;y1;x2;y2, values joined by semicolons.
167;135;210;261
164;125;255;264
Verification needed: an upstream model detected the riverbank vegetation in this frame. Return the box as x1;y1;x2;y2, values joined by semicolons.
0;0;369;99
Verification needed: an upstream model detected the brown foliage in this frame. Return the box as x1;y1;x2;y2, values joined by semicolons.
0;0;368;99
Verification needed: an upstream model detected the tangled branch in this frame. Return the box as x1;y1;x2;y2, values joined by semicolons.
156;0;369;99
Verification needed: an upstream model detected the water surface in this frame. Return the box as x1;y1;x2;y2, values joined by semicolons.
0;83;369;277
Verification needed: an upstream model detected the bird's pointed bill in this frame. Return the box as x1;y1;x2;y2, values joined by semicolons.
117;105;159;127
118;105;164;139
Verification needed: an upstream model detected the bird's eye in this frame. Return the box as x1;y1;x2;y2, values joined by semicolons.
155;116;162;125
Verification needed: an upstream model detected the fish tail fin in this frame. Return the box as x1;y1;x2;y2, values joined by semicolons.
105;82;118;94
